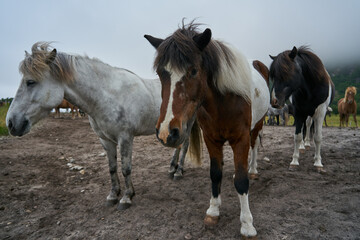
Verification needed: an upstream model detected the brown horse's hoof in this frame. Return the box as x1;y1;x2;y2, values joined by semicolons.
316;167;326;174
289;165;299;171
204;215;219;226
249;173;259;180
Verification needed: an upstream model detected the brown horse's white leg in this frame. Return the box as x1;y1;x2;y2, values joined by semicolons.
71;107;75;119
304;116;312;149
290;133;302;169
248;136;260;179
313;117;324;172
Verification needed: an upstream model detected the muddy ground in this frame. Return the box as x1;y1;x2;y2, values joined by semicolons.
0;114;359;240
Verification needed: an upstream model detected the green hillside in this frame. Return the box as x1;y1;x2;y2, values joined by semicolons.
327;63;360;114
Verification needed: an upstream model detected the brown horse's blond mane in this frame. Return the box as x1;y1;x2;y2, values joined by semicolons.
345;86;357;101
19;42;74;83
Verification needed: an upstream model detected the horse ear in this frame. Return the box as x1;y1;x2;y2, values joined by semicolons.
193;28;212;51
269;55;276;60
46;49;57;64
144;35;164;49
289;46;297;59
25;51;30;57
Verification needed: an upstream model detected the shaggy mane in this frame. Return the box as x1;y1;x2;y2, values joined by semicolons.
154;21;251;102
19;42;75;83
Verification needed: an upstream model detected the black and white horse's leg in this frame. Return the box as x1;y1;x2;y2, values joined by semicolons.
312;105;328;172
118;134;135;210
290;116;306;170
173;138;189;180
304;116;313;149
99;138;121;206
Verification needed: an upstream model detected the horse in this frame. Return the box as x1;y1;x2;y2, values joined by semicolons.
269;46;335;172
338;86;357;128
55;99;81;119
145;22;269;238
6;42;189;210
266;104;288;126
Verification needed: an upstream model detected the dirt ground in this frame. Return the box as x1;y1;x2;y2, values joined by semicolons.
0;114;359;240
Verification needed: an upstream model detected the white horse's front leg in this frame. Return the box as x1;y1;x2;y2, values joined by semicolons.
239;193;257;237
248;136;260;179
99;138;121;206
118;134;135;210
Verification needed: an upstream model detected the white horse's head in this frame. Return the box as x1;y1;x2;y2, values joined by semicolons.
6;42;74;136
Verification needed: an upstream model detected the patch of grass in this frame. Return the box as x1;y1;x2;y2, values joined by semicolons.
0;103;10;136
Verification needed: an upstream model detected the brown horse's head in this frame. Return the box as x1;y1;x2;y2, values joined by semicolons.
145;23;212;147
345;86;357;104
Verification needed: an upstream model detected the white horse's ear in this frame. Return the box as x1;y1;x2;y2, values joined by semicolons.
144;35;164;49
193;28;211;51
46;49;57;64
289;46;297;59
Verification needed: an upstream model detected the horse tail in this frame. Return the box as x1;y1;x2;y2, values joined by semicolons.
187;119;203;167
252;60;269;86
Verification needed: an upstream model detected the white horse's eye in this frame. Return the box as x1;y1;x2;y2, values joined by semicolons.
26;80;36;87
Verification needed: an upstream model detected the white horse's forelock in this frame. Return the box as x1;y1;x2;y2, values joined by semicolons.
214;43;252;103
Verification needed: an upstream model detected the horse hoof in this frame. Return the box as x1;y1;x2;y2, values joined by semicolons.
117;202;131;210
299;148;305;154
305;146;310;150
204;215;219;226
316;167;326;174
106;199;118;207
241;236;258;240
249;174;259;180
173;174;183;180
289;165;299;171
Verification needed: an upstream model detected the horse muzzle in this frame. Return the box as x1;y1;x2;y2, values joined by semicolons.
6;115;31;137
156;127;185;148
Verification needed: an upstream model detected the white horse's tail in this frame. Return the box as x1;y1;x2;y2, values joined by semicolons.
186;119;203;166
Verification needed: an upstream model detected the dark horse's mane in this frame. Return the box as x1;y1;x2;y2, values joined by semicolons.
153;21;234;81
270;46;329;84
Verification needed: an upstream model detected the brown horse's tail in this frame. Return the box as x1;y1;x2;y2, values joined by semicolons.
186;119;203;167
253;60;269;87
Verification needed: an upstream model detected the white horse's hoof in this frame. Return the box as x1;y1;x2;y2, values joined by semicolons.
249;173;259;180
117;202;132;210
316;167;326;174
289;165;299;171
240;224;257;239
106;198;118;207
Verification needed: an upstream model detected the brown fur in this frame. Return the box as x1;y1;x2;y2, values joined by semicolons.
55;99;81;119
338;86;357;127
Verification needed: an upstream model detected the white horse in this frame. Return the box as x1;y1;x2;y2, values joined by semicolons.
6;42;188;209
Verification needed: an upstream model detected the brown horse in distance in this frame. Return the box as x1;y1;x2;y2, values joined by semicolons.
55;99;81;119
338;86;357;127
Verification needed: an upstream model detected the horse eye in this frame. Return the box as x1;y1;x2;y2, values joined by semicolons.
191;69;198;77
26;80;36;87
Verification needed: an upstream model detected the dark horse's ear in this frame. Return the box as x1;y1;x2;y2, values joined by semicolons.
46;49;57;64
193;28;212;51
144;35;164;49
269;55;276;60
289;46;297;59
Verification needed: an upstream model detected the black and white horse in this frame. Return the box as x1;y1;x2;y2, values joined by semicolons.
269;46;335;172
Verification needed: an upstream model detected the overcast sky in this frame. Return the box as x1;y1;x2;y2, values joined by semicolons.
1;0;359;98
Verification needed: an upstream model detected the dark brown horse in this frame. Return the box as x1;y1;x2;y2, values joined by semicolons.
145;22;269;238
338;86;357;127
55;99;81;119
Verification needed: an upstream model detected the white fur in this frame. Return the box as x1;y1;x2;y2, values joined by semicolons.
239;194;257;237
215;44;252;103
158;64;182;141
206;196;221;217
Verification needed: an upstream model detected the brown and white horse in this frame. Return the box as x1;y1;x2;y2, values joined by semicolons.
55;99;81;119
338;86;357;127
145;22;269;238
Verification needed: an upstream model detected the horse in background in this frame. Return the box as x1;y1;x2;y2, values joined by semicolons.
145;21;269;238
266;104;288;126
338;86;357;128
55;99;81;119
270;46;335;172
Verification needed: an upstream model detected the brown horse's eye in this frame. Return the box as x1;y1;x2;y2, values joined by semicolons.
191;69;198;77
